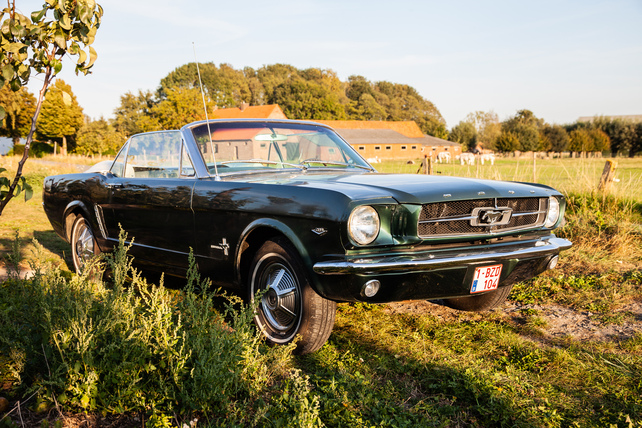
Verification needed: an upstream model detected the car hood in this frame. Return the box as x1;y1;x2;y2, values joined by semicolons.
242;171;559;204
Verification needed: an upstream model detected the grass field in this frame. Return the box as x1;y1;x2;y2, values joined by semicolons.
1;155;641;427
377;156;642;202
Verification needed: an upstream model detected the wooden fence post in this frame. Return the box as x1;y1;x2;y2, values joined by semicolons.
598;160;617;193
532;151;537;182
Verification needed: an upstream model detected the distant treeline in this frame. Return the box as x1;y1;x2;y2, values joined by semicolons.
448;110;642;157
112;63;447;139
2;62;641;157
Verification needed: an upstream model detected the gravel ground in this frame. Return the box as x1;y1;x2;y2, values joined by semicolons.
384;299;642;343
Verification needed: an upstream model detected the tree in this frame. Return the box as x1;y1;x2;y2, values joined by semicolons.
587;129;610;153
160;62;253;108
568;129;591;154
633;122;642;157
464;111;501;150
0;0;102;215
373;81;446;136
36;79;84;154
75;117;125;155
592;116;636;156
0;84;35;145
113;90;156;137
495;131;520;153
540;124;569;153
271;75;347;120
502;109;544;151
145;86;213;131
448;121;477;151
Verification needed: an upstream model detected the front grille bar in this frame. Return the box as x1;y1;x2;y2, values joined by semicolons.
418;197;548;238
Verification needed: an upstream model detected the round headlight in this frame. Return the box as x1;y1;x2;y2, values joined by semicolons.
348;206;380;245
545;196;560;228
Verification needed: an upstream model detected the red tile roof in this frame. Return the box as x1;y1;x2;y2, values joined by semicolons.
212;104;288;119
314;120;424;138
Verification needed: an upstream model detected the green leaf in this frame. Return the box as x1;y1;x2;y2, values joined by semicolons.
24;184;33;202
9;78;20;91
80;394;90;409
87;45;97;67
0;168;7;174
6;42;27;54
69;41;79;55
31;8;47;23
76;48;87;65
2;65;14;82
59;13;71;30
87;25;97;45
1;20;10;36
52;59;63;74
54;28;66;49
0;106;4;121
62;91;72;106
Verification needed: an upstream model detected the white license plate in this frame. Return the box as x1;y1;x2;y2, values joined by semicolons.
471;264;502;293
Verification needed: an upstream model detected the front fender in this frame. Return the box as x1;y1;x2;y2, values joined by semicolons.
236;217;312;266
62;200;93;242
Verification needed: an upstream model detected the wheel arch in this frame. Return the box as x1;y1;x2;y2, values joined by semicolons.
62;201;93;242
235;218;312;290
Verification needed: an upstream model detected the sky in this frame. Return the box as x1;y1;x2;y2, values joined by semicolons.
17;0;642;130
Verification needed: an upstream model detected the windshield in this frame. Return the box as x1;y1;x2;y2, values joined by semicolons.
189;121;372;175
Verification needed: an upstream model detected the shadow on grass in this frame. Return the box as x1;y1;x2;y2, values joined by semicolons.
33;229;73;269
297;305;641;427
298;322;523;426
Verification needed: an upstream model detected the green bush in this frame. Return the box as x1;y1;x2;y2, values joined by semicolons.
7;142;54;158
0;233;321;427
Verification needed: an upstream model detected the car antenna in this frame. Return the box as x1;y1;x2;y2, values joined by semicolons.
193;42;220;181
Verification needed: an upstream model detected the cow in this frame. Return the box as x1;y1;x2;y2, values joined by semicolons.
460;152;475;165
480;153;495;165
437;152;451;163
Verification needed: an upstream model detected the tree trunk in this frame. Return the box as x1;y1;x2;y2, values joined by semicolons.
0;67;54;216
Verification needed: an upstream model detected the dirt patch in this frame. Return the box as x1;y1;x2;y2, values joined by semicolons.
384;300;642;343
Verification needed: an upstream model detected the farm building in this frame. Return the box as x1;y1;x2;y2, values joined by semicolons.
210;108;462;161
316;120;462;161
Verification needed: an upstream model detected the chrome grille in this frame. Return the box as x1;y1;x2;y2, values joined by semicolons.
418;197;548;238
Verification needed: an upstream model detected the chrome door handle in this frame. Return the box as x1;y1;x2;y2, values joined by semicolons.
105;183;124;189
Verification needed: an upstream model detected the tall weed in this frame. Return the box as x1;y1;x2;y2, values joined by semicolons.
0;234;321;426
558;191;642;272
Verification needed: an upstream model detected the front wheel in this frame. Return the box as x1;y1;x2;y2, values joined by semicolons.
442;285;513;312
70;215;101;275
248;238;336;354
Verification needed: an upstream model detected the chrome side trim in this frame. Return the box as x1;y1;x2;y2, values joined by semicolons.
313;237;572;275
93;204;107;239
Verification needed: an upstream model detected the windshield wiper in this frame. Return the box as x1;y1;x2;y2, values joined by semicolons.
220;159;301;169
300;159;373;170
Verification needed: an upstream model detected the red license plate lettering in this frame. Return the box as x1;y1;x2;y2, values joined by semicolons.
471;264;502;293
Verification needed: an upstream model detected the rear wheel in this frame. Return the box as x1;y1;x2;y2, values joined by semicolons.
442;285;513;312
248;238;336;354
70;215;101;275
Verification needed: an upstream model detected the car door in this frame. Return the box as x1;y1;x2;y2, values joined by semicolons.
100;131;196;270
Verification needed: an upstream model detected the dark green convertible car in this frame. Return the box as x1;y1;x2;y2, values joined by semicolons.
43;119;572;354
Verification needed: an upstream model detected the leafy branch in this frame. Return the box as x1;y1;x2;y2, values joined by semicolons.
0;0;102;215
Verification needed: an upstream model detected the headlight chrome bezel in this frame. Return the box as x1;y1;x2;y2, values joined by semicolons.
545;196;561;228
348;205;381;245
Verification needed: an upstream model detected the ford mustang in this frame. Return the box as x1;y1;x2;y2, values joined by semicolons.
43;119;572;354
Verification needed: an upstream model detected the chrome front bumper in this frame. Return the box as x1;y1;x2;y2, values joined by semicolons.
313;236;572;275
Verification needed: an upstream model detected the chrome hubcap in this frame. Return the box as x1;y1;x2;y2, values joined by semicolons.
74;223;94;270
260;263;299;332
